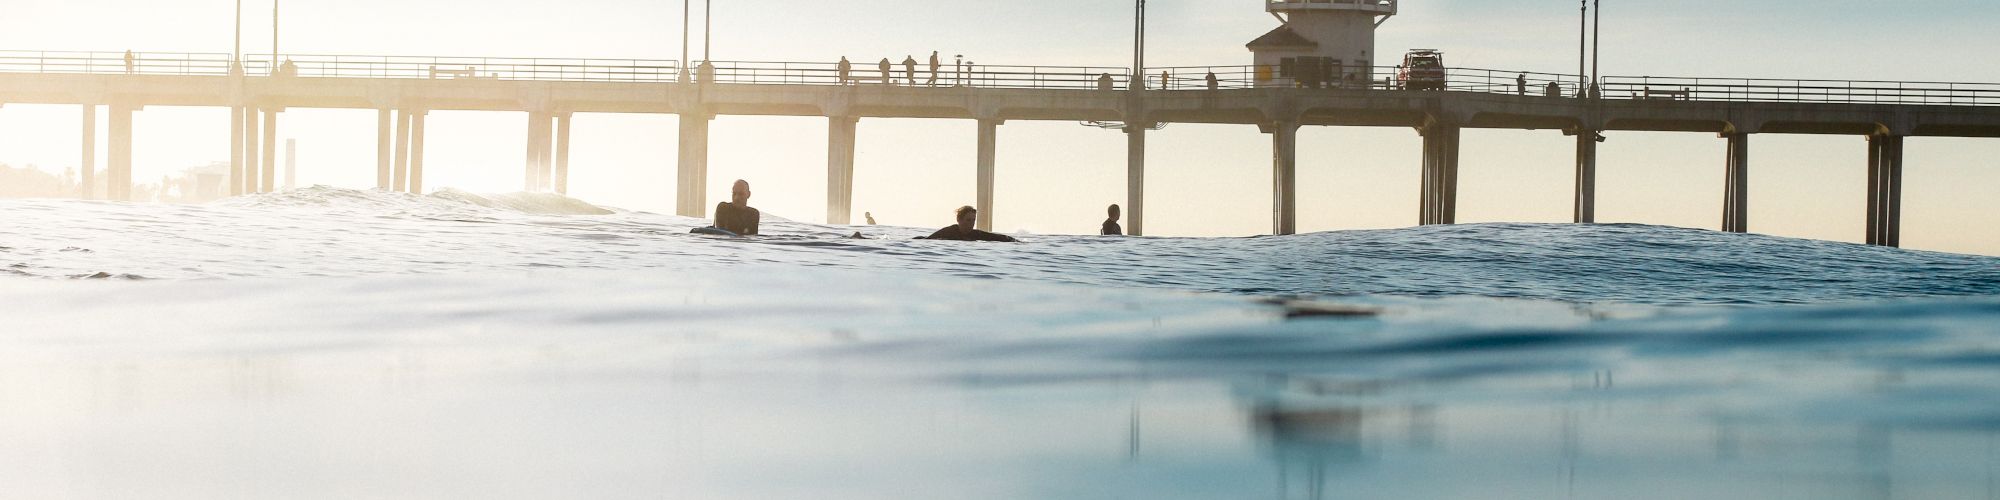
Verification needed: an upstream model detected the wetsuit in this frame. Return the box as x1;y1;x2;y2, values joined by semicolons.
924;225;1017;242
1102;220;1123;236
713;202;760;236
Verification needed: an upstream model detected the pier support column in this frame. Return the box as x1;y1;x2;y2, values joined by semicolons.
1574;131;1599;223
376;109;391;190
1124;125;1147;236
393;110;412;193
1866;134;1905;247
81;104;97;200
244;107;261;194
676;112;711;216
1721;132;1750;233
553;113;571;195
1269;121;1300;235
409;112;427;194
227;105;242;196
260;109;278;193
1419;123;1462;225
523;112;542;192
107;105;134;201
975;119;1001;232
534;114;554;193
826;116;859;225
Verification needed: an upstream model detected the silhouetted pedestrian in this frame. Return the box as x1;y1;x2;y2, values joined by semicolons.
1206;71;1219;90
1098;73;1115;91
123;50;135;74
927;51;941;87
878;58;892;86
1160;70;1170;90
902;55;917;85
1545;81;1560;97
1517;73;1527;95
837;56;852;85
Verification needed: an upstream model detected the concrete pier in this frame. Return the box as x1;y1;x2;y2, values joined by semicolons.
676;112;711;217
1573;131;1598;223
244;107;260;195
106;105;133;201
393;110;411;192
410;112;427;194
1866;134;1905;247
1721;132;1750;233
1124;125;1146;236
260;109;277;193
975;119;1000;231
80;104;96;200
553;113;570;195
376;109;391;190
534;113;554;192
826;116;858;225
228;106;243;196
1269;121;1299;235
1419;122;1462;225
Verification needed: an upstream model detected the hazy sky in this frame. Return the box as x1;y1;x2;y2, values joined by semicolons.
3;0;1999;255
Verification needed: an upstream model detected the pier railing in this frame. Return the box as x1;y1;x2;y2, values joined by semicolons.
1597;76;2000;107
698;60;1133;90
6;50;2000;107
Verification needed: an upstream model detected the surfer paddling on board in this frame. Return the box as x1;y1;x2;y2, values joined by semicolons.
705;179;760;236
921;206;1018;242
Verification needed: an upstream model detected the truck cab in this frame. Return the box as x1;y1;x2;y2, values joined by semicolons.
1398;50;1446;91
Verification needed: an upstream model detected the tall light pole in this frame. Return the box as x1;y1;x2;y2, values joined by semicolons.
1133;0;1146;90
1577;0;1587;97
271;0;280;75
703;0;712;63
1592;0;1601;96
680;0;690;79
233;0;242;66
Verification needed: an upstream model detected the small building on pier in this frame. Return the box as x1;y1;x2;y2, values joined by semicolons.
1250;0;1397;88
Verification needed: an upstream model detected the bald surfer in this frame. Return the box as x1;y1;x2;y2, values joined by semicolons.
711;179;760;236
923;206;1017;242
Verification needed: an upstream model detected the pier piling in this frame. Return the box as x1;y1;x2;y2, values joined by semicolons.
826;116;858;225
1866;134;1905;247
976;119;1000;232
676;113;711;217
1125;125;1147;237
80;104;96;200
1721;132;1750;233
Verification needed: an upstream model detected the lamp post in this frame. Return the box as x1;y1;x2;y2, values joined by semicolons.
1133;0;1147;90
1578;0;1586;97
271;0;280;76
233;0;242;68
1592;0;1601;97
680;0;690;81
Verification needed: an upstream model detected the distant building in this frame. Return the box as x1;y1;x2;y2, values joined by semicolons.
1249;0;1397;88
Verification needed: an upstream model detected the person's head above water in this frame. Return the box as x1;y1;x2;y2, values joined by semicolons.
955;206;978;231
1107;204;1121;221
731;180;751;205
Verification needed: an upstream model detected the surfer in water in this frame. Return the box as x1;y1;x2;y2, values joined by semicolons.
712;179;760;236
923;206;1018;242
1102;204;1123;236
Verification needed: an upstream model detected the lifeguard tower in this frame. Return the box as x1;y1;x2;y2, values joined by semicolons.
1248;0;1397;88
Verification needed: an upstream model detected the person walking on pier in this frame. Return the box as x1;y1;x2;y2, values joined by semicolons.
123;50;135;74
1160;70;1171;90
1102;204;1124;236
902;55;917;86
1517;73;1527;95
923;206;1018;242
879;58;893;86
712;180;761;236
1206;71;1220;90
838;56;852;85
927;51;941;87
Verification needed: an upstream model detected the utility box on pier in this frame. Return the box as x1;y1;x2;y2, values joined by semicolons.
1249;0;1396;88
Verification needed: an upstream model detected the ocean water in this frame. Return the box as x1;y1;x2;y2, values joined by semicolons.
4;187;2000;499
